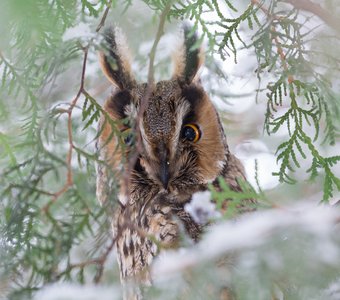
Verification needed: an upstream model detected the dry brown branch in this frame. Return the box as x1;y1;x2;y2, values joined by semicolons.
43;2;112;212
55;236;116;283
123;1;174;198
252;0;294;83
113;2;176;276
147;1;173;84
283;0;340;33
42;45;89;213
96;0;113;33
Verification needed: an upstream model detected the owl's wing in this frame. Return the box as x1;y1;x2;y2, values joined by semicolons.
224;153;247;191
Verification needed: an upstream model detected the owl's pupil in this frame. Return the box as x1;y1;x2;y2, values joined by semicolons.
124;134;134;146
183;126;197;142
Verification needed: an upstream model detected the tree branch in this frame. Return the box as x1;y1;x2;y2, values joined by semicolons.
282;0;340;33
123;1;174;198
96;0;113;32
55;236;116;283
43;1;112;212
252;0;294;83
147;1;173;84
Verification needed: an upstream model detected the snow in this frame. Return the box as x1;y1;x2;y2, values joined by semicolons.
184;191;221;224
152;203;340;278
62;22;94;42
34;283;121;300
235;139;280;190
326;279;340;300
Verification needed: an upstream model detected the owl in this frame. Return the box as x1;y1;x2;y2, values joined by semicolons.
96;25;254;300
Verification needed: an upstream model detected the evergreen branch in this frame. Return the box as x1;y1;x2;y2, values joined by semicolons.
252;0;294;83
0;132;17;166
0;51;39;139
0;52;35;100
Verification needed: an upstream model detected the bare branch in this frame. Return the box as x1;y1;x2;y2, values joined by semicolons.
96;0;113;32
123;1;174;198
147;1;174;84
252;0;294;83
43;1;113;212
55;236;116;283
283;0;340;33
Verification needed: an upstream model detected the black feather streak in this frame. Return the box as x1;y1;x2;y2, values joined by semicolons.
102;27;133;89
108;90;131;118
183;25;200;83
182;85;203;108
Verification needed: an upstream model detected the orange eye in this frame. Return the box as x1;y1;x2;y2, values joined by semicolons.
182;124;201;143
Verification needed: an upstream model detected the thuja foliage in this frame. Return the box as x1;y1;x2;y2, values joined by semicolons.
0;0;339;299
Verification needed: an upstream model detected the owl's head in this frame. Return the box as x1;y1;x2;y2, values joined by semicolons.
99;26;229;200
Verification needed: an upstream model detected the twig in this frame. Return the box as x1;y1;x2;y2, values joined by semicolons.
42;46;88;212
123;1;174;198
43;1;112;212
55;236;116;282
252;0;294;83
93;236;116;283
96;0;113;32
147;1;173;84
272;26;294;83
113;3;175;280
282;0;340;33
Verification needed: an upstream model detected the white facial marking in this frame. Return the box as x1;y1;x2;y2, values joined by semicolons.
171;100;191;159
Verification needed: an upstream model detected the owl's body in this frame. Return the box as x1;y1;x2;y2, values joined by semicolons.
96;26;253;299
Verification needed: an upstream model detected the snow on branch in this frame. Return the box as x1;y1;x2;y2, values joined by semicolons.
152;203;340;277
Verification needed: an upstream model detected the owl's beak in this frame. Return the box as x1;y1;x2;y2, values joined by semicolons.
159;159;170;189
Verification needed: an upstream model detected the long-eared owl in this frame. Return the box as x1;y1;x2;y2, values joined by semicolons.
96;25;253;299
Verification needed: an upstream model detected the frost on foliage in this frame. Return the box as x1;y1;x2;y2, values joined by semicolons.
184;191;221;224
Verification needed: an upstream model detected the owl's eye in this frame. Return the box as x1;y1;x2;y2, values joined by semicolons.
182;124;201;143
122;128;134;146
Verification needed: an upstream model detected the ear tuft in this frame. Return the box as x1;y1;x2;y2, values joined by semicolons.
99;27;136;90
172;24;204;84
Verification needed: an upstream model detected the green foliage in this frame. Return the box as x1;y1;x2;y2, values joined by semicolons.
169;0;260;61
210;177;260;218
0;0;339;299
